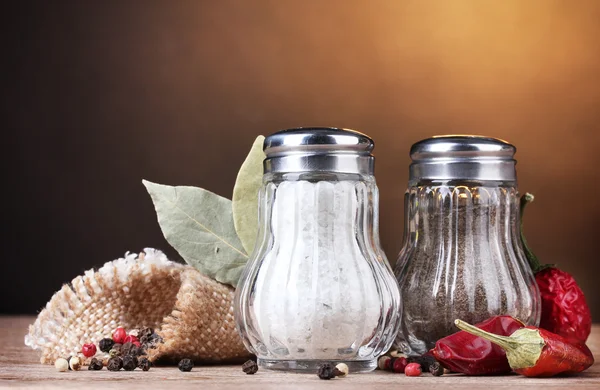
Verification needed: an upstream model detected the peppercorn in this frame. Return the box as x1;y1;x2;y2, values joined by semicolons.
138;357;151;371
69;356;81;371
124;335;140;346
66;356;73;370
122;355;137;371
242;359;258;374
392;357;408;373
178;359;194;372
82;343;97;358
378;356;391;370
317;363;337;380
88;357;103;371
107;357;123;371
405;363;422;377
55;358;69;372
408;354;437;371
112;327;127;344
98;338;115;353
335;363;349;377
121;342;139;357
429;362;443;376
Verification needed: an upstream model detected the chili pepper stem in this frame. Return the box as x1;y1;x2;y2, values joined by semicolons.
454;319;545;370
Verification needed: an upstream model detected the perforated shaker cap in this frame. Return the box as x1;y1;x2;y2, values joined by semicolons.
263;127;375;174
409;135;517;182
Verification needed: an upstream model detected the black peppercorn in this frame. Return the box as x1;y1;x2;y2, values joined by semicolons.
98;338;115;353
88;358;104;371
408;354;437;371
122;355;137;371
121;342;137;357
429;362;443;376
241;360;258;374
178;359;194;372
317;363;337;380
66;356;72;371
138;357;151;371
107;357;123;371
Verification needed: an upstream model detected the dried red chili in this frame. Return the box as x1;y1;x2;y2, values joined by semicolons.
431;315;524;375
520;194;592;344
455;319;594;377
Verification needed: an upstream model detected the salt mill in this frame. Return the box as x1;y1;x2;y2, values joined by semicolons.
235;127;401;372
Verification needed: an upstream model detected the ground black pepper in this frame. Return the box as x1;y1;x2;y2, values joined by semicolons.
241;360;258;374
98;338;115;353
88;358;103;371
178;359;194;372
107;357;123;371
429;362;443;376
122;355;137;371
138;357;151;371
397;186;534;354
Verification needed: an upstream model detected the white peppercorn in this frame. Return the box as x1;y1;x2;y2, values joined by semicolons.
55;358;69;372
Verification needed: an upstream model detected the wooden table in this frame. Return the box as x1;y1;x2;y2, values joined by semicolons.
1;317;598;389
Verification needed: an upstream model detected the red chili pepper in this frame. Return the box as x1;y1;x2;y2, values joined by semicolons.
431;315;525;375
520;194;592;344
455;319;594;377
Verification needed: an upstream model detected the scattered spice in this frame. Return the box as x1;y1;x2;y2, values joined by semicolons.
392;357;408;373
520;194;592;344
138;357;151;371
121;342;140;357
429;362;443;376
432;315;525;375
107;357;123;371
405;363;422;377
178;359;194;372
98;338;115;353
377;356;390;370
455;319;595;377
408;352;436;371
122;355;137;371
88;358;103;371
334;363;349;377
69;356;81;371
82;343;97;358
112;327;127;344
55;358;69;372
124;335;141;347
317;363;336;380
242;360;258;375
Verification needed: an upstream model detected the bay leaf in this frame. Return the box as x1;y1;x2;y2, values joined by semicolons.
143;180;248;287
232;135;265;255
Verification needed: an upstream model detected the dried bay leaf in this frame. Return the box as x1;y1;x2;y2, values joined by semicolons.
232;135;265;255
143;180;248;287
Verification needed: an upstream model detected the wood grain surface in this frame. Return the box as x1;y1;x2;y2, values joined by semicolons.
1;317;598;389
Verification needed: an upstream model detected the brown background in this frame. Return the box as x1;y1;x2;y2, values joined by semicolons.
3;0;599;320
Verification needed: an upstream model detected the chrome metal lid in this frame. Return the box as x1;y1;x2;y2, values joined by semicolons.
409;135;517;182
263;127;375;174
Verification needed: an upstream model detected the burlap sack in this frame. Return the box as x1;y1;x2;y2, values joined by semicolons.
25;249;251;364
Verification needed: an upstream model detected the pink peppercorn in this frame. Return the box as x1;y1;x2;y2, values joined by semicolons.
81;343;97;358
124;335;139;344
112;327;127;344
405;363;422;377
393;357;408;373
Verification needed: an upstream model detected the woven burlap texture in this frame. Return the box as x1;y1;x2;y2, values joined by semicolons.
25;249;251;364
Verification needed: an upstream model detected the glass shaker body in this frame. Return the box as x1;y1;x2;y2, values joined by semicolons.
394;137;540;355
235;128;401;372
